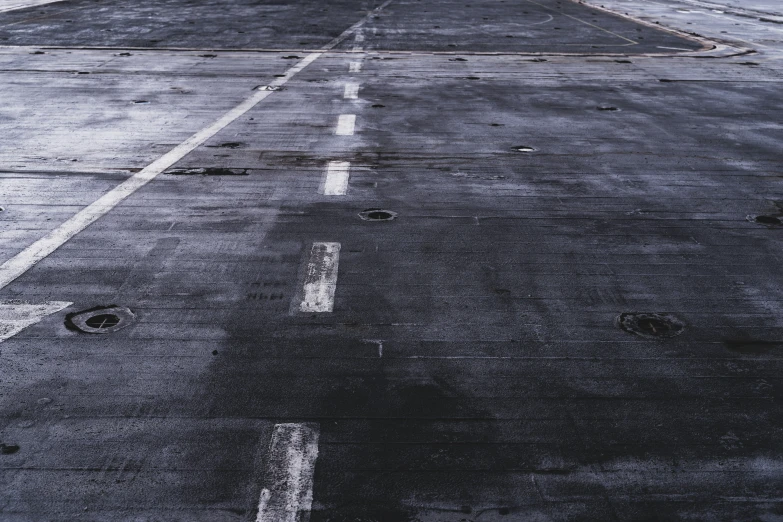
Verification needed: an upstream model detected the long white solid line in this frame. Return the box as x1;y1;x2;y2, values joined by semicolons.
0;0;394;293
335;114;356;136
0;301;71;342
256;423;320;522
321;161;350;196
343;82;360;100
349;61;362;73
0;0;65;14
299;242;341;313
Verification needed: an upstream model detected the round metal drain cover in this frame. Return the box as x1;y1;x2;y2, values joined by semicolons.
748;214;782;226
616;312;685;339
66;306;135;334
512;145;536;153
358;208;398;221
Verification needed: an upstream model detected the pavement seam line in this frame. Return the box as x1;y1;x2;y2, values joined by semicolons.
0;0;394;292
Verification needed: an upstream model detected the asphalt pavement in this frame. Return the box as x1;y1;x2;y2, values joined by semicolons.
0;0;781;520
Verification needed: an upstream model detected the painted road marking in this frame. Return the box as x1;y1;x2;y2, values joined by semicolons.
0;301;71;342
321;161;350;196
0;0;65;13
336;114;356;136
344;82;360;100
349;61;362;73
0;0;394;292
256;423;320;522
354;33;365;43
299;242;341;313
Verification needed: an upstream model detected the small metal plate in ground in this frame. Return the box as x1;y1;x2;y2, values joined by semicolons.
66;306;136;334
616;312;686;339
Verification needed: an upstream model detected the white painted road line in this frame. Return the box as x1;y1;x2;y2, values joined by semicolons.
0;301;71;342
256;423;320;522
354;33;365;43
349;61;363;73
299;242;341;313
344;82;360;100
336;114;356;136
321;161;351;196
0;0;65;14
0;0;394;292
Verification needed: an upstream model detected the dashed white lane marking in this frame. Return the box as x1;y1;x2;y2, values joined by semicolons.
344;82;360;100
299;242;341;313
0;301;71;342
335;114;356;136
0;0;65;13
354;33;365;42
0;0;394;292
349;61;363;73
321;161;350;196
256;423;320;522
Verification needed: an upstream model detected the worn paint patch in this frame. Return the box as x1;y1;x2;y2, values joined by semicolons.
299;242;341;313
335;114;356;136
321;161;350;196
256;423;320;522
0;301;71;342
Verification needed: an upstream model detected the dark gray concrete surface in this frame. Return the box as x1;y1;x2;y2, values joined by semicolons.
0;0;781;521
0;0;704;53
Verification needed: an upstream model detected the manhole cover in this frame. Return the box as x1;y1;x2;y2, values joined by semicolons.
66;306;135;334
0;443;20;455
85;314;121;329
748;214;782;226
616;312;685;339
512;146;537;153
358;209;398;221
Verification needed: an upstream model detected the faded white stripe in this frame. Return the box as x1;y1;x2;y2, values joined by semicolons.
321;161;350;196
344;82;360;100
0;0;395;292
0;0;64;13
335;114;356;136
299;242;340;313
256;423;320;522
0;301;71;342
349;61;362;73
